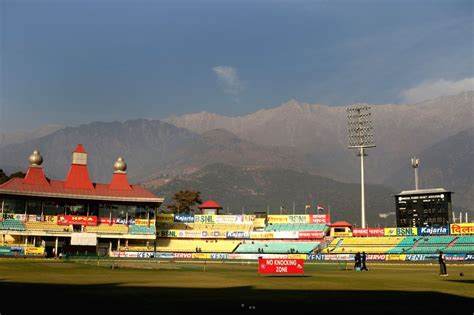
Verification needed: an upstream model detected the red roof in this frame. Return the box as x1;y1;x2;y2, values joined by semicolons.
0;177;162;203
109;173;132;191
330;221;352;227
0;144;162;203
23;167;49;186
64;164;94;190
198;200;222;209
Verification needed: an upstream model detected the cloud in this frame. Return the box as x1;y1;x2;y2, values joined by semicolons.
400;77;474;103
212;66;243;95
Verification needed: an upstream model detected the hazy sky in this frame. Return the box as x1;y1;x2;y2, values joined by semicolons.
1;0;473;131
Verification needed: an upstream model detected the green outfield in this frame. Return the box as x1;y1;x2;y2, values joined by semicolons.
0;259;472;314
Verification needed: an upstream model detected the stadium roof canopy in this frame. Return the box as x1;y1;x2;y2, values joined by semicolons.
0;144;163;204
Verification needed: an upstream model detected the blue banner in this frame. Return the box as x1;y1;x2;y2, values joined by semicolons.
465;254;474;261
418;226;449;235
174;214;194;223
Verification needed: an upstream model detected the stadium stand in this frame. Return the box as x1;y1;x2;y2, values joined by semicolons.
25;221;72;232
235;241;319;254
85;224;129;234
0;219;25;231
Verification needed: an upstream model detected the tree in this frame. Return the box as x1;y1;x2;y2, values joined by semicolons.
0;169;8;184
0;170;26;185
167;190;203;214
9;171;26;179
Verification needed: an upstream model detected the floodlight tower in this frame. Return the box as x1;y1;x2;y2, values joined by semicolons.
347;105;376;228
411;157;420;190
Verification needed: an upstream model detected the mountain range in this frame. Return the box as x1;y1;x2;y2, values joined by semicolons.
0;92;472;223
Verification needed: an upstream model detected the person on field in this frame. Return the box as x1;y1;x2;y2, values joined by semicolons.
361;251;368;271
354;252;361;270
438;251;448;276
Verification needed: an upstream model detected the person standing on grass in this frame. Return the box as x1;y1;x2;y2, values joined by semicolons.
438;251;448;276
361;251;368;271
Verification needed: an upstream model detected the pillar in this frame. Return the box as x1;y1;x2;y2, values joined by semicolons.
55;237;59;258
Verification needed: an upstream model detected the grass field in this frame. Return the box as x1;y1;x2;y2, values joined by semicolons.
0;258;473;314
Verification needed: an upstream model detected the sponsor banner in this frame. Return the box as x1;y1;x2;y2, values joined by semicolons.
267;215;289;224
215;215;241;224
258;258;304;274
25;247;45;256
309;214;331;224
273;231;299;239
211;253;228;260
71;233;97;246
250;232;274;239
27;215;40;222
465;254;474;261
267;215;312;224
194;215;216;224
450;223;474;235
405;254;438;261
44;215;58;223
137;252;155;258
174;214;195;223
226;231;250;239
120;252;139;258
156;214;174;223
386;254;406;261
156;252;174;259
352;228;385;237
173;253;192;259
192;253;211;259
135;219;155;226
13;214;26;221
243;215;256;223
324;254;354;261
57;215;97;226
445;254;466;261
179;230;202;238
287;254;307;260
0;247;12;255
307;254;324;261
384;227;417;236
367;254;386;261
158;230;179;237
333;232;353;237
287;215;310;224
298;231;325;239
418;226;449;236
352;228;369;237
98;217;116;225
115;218;135;225
368;228;385;237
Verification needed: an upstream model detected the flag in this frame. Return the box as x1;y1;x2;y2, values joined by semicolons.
317;205;325;212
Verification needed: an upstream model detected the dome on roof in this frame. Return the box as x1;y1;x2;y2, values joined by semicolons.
28;150;43;166
113;157;127;173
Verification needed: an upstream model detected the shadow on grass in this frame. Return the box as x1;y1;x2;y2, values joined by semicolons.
446;279;474;284
0;281;472;314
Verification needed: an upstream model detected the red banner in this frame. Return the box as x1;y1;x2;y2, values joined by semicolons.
98;217;116;225
352;228;369;237
368;228;385;237
352;228;385;237
309;214;330;224
57;215;98;226
258;259;304;274
298;231;324;239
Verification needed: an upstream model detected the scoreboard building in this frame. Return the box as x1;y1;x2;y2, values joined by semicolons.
395;188;452;227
